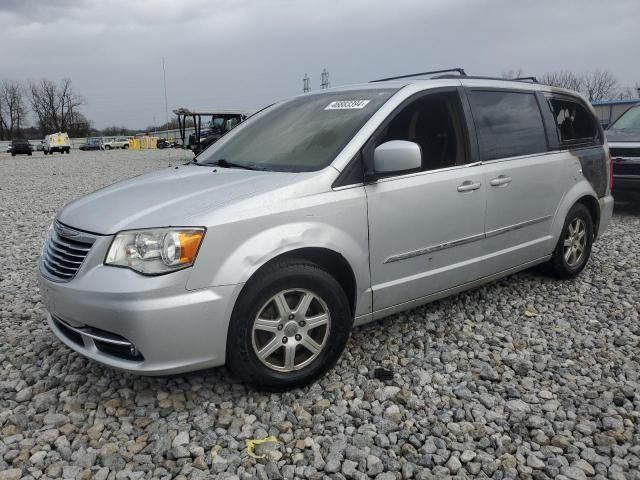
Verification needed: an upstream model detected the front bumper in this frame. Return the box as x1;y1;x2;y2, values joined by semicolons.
38;238;239;375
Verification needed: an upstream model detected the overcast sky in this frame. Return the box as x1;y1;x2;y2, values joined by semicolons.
1;0;638;129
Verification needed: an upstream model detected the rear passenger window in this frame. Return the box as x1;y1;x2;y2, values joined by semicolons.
469;91;547;161
547;97;600;147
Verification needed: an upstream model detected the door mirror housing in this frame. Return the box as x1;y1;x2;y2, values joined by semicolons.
372;140;422;175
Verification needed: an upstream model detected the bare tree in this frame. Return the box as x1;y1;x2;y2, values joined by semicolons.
28;78;85;135
0;80;27;139
538;70;584;92
581;69;619;102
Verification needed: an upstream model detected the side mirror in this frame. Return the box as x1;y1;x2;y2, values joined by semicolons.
373;140;422;175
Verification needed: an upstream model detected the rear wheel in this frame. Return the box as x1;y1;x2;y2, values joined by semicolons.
123;144;129;149
226;259;353;390
546;203;593;279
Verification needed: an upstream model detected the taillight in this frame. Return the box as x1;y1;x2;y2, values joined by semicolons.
608;151;614;191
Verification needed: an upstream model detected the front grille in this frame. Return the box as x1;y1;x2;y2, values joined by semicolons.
41;222;96;282
610;147;640;158
613;162;640;176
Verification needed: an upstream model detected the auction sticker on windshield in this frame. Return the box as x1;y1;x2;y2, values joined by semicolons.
325;100;371;110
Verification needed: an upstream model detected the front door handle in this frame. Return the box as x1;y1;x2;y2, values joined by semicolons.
457;180;482;192
490;175;512;187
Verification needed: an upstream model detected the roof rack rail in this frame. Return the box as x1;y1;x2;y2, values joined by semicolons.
370;68;467;83
514;76;538;83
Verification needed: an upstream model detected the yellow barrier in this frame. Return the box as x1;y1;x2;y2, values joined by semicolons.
128;136;158;150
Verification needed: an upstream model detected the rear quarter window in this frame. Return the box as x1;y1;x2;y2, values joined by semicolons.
469;90;548;161
546;97;601;147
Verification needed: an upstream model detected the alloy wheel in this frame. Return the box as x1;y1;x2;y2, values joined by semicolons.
563;218;587;267
251;289;331;372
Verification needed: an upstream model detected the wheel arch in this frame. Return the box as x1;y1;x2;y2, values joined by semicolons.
575;195;601;238
240;247;357;316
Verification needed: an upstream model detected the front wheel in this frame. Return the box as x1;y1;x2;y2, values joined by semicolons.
546;203;593;279
123;144;129;149
226;259;353;390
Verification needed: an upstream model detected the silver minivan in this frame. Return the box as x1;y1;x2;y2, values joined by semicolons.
38;72;614;389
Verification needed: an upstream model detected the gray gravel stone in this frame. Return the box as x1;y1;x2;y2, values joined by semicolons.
0;150;639;479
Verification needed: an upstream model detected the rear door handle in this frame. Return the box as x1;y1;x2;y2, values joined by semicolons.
490;175;512;187
457;180;482;192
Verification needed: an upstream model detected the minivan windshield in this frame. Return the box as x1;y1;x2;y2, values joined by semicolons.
610;105;640;130
196;88;397;172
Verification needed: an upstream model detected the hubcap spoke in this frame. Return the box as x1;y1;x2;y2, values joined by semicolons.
305;313;329;330
273;293;292;319
254;318;279;333
564;246;572;262
294;292;313;317
300;336;322;355
257;336;282;361
563;239;572;247
283;344;297;369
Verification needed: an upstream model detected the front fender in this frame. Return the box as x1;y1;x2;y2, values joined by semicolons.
187;189;372;316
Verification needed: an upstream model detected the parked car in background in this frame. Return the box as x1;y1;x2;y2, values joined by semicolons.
10;139;33;156
606;103;640;200
156;139;180;149
38;73;613;389
103;137;130;150
79;139;104;151
44;132;71;155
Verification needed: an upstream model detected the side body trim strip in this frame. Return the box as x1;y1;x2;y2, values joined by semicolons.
384;215;552;264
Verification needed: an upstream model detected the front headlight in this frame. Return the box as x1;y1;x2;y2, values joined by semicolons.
105;228;205;275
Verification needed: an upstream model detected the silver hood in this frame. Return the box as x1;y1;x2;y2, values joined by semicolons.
58;164;307;234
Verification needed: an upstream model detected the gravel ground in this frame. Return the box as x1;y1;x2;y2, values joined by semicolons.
0;149;639;480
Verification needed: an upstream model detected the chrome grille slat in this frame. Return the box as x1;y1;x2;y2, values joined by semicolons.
45;247;84;266
42;259;74;277
50;237;92;252
41;221;96;282
44;254;77;273
47;243;86;260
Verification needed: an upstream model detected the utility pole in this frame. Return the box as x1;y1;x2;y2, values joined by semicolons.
303;73;310;93
321;68;330;89
162;57;169;130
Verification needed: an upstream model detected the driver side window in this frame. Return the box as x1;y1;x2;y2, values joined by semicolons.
371;91;468;172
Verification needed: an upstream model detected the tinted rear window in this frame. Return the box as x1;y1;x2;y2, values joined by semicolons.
469;91;547;161
547;97;600;146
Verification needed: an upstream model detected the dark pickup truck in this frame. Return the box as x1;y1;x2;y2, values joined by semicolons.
607;103;640;200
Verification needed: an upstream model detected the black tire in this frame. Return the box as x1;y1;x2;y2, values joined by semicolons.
11;153;15;157
28;152;32;156
546;203;594;279
226;259;353;390
123;144;129;149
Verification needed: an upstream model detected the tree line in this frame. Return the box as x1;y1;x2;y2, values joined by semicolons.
502;68;639;102
0;78;91;140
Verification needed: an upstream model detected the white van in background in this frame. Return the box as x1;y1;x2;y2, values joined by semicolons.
44;132;71;155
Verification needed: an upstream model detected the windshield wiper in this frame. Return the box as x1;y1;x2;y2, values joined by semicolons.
211;159;259;170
